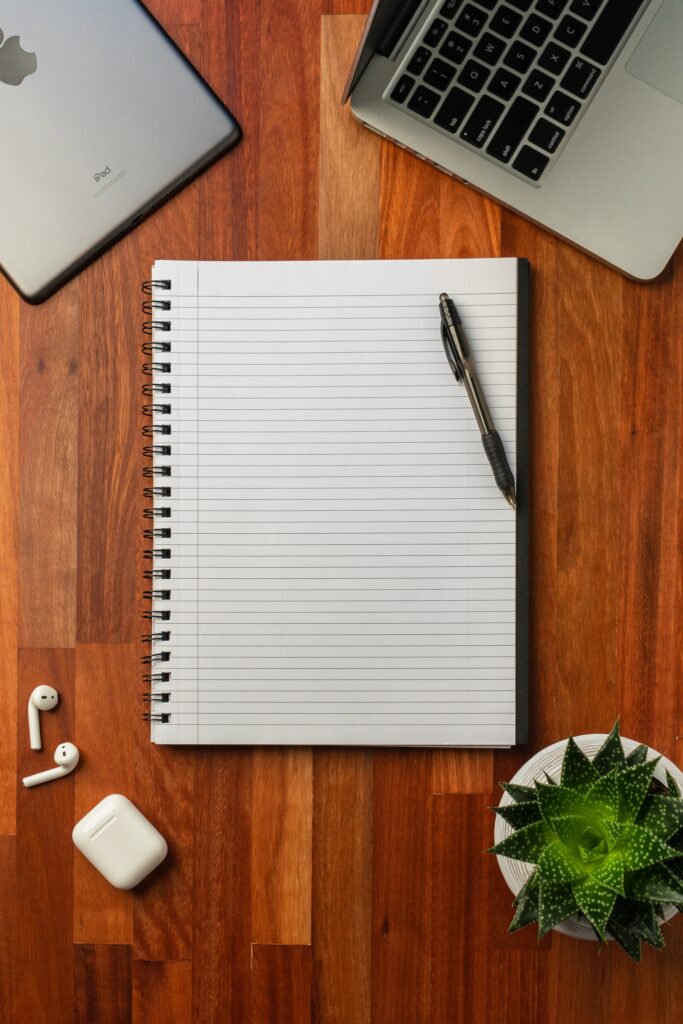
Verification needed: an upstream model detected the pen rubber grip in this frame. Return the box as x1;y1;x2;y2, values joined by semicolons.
482;431;515;492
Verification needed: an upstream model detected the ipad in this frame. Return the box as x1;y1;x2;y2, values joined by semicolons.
0;1;241;303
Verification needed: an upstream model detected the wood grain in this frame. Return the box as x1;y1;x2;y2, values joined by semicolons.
74;644;137;945
74;944;132;1024
0;837;16;1024
15;649;75;1024
77;237;139;642
252;749;313;945
1;4;683;1023
312;751;372;1024
252;945;313;1024
19;292;78;647
0;289;18;834
133;960;192;1024
319;16;380;260
372;750;434;1024
192;751;252;1024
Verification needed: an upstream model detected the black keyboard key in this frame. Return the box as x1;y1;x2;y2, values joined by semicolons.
407;84;441;117
581;0;646;65
513;145;550;180
391;75;415;104
489;68;521;100
536;0;570;18
407;46;431;75
458;58;491;92
424;18;449;46
487;96;539;163
544;89;581;125
522;68;554;101
537;41;571;74
424;57;457;91
475;0;497;8
554;14;587;47
456;4;489;37
440;0;463;18
528;116;566;152
504;40;536;73
489;6;522;37
520;14;553;46
507;0;533;9
460;94;505;147
561;56;600;98
473;32;506;66
569;0;602;19
440;31;472;64
434;85;475;132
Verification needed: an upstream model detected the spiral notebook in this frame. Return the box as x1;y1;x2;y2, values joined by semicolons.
142;258;528;746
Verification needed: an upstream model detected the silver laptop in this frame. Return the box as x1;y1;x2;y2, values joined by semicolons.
0;1;241;303
344;0;682;279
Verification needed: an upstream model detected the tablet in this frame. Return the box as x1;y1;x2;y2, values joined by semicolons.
0;0;241;302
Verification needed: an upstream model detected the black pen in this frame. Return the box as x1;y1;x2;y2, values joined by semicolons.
438;292;517;509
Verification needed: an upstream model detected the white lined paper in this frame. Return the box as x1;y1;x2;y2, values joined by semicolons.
149;258;521;746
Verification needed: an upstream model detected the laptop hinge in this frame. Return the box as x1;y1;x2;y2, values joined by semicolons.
378;0;426;58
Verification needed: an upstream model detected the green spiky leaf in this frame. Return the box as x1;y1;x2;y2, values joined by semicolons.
585;767;620;815
615;824;682;871
666;770;681;798
617;759;659;823
591;852;625;895
509;874;540;932
592;722;627;776
500;782;538;804
625;743;649;767
573;876;617;940
538;882;578;937
561;737;600;792
637;795;683;839
493;801;542;830
489;820;552;863
537;841;588;885
607;914;642;960
535;783;581;824
624;862;683;903
550;814;587;848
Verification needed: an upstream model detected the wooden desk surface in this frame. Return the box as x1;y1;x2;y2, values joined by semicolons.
1;2;682;1022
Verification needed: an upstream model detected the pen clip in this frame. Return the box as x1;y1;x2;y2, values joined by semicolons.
440;320;463;382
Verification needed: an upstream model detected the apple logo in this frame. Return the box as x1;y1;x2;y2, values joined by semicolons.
0;28;37;87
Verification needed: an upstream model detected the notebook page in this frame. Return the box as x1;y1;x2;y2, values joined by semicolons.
149;258;521;746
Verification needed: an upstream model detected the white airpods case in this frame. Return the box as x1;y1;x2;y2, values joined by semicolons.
72;794;168;890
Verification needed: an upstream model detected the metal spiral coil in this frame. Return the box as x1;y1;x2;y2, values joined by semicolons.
142;319;171;335
142;279;171;294
142;424;171;436
142;280;173;722
142;340;172;354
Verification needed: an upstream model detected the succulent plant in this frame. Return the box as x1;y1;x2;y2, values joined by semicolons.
490;722;683;960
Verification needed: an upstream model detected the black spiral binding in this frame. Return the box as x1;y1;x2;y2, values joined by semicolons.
141;280;172;720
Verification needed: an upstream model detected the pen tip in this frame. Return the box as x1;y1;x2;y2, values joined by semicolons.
504;490;517;510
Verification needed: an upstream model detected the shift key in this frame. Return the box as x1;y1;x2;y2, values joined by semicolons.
487;97;539;163
460;94;505;148
434;86;475;133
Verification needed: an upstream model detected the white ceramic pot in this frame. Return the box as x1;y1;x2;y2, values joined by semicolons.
494;734;683;940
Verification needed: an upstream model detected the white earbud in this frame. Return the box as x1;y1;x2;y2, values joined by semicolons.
27;685;59;750
22;742;80;788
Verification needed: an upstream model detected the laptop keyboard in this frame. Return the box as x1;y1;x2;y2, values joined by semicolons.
386;0;647;183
